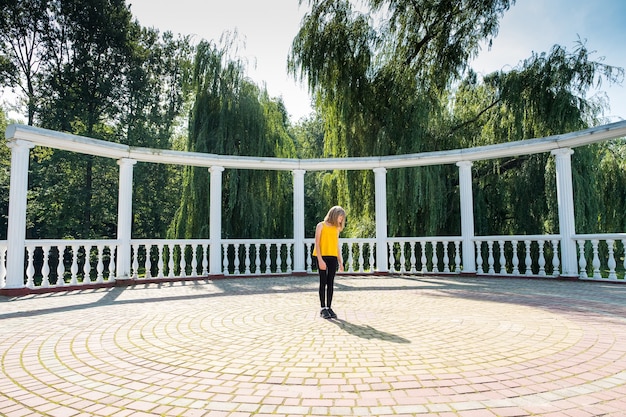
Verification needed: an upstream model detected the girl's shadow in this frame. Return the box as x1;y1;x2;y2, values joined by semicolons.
329;318;411;344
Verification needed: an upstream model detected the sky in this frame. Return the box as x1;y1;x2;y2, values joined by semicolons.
127;0;626;124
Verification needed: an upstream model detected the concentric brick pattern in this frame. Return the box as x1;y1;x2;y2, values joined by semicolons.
2;276;626;416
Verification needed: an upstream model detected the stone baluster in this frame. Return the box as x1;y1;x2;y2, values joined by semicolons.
286;244;292;274
131;244;140;279
475;241;484;274
255;244;262;274
388;242;395;273
244;244;251;274
25;246;35;288
443;241;450;273
70;245;79;285
551;239;560;277
591;239;601;279
607;239;617;280
420;242;427;273
399;243;407;273
358;242;365;273
577;240;588;279
347;243;355;273
157;243;165;278
537;240;546;276
431;241;439;273
96;244;105;283
179;244;187;277
409;242;417;273
487;241;495;274
265;243;272;273
57;246;67;286
222;243;229;275
511;240;519;275
202;244;209;276
168;245;175;278
498;240;506;275
145;245;152;279
41;246;51;288
276;244;283;273
82;246;91;284
524;240;533;276
190;244;198;277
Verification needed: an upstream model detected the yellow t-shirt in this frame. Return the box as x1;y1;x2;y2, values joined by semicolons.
313;222;340;257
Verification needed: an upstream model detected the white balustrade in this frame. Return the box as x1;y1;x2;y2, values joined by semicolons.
17;241;118;288
575;234;626;281
220;240;296;275
474;235;562;278
130;240;211;280
5;233;625;291
386;238;461;274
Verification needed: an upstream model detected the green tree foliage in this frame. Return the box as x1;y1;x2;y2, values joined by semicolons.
169;39;297;239
0;0;193;239
453;43;624;235
0;0;48;125
116;28;194;238
290;0;625;238
289;0;516;237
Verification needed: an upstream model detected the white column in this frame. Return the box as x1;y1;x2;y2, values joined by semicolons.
116;158;136;280
551;148;578;277
373;167;388;273
292;169;306;273
209;166;225;275
5;139;35;289
456;161;476;273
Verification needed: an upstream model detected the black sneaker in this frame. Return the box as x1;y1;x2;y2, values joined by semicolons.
320;308;331;319
327;308;337;319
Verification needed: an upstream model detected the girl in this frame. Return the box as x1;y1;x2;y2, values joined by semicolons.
313;205;346;319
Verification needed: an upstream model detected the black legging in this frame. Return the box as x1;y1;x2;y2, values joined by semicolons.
318;256;338;308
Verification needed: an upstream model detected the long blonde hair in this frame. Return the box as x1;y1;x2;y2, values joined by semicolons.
324;205;346;231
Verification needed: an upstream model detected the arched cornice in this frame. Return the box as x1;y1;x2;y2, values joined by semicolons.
6;121;626;171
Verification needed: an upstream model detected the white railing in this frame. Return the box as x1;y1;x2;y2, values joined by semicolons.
388;237;463;274
575;234;626;281
222;239;294;275
474;235;562;277
130;239;211;279
337;238;378;273
14;240;118;289
2;234;625;290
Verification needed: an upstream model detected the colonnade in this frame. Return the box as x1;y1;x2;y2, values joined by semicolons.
4;121;596;288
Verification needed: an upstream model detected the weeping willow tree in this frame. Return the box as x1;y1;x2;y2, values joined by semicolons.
452;42;624;235
169;39;297;239
289;0;516;237
290;0;624;238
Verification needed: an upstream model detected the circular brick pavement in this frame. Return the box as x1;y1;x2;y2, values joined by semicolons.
1;275;626;416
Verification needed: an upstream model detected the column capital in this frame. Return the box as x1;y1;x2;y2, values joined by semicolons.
456;160;473;168
209;165;225;173
292;169;306;176
373;167;387;174
551;148;574;157
6;138;35;150
117;157;137;166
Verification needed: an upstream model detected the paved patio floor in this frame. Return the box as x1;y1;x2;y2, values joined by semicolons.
1;275;626;417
